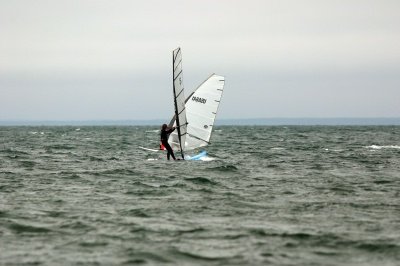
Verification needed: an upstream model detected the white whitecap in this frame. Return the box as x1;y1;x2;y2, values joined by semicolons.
199;156;216;161
366;145;400;150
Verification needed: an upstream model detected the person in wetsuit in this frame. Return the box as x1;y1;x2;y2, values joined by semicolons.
160;124;176;160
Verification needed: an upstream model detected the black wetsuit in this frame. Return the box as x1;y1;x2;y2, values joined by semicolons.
160;128;176;160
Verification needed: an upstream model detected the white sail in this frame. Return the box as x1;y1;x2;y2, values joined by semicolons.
170;73;225;151
169;47;188;159
185;74;225;150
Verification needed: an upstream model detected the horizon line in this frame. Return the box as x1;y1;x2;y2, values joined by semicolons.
0;117;399;126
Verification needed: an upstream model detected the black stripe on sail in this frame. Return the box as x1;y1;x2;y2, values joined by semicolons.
174;70;183;80
188;133;210;144
185;91;195;103
174;60;182;72
176;122;188;128
173;48;180;62
176;88;184;98
178;108;186;116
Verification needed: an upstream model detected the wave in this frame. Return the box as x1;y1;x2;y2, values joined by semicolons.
185;177;216;185
123;250;171;264
175;227;206;235
366;145;400;150
59;221;93;231
46;144;75;150
94;168;138;176
356;242;399;252
123;208;151;218
8;221;52;234
44;210;67;218
62;173;82;179
373;180;392;184
19;160;36;168
171;248;235;262
79;241;108;247
248;229;338;242
88;156;106;162
248;229;400;254
1;148;29;155
207;164;238;172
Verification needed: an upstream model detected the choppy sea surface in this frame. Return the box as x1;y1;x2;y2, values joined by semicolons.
1;126;399;266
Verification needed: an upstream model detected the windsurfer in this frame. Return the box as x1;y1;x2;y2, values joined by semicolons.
160;124;176;160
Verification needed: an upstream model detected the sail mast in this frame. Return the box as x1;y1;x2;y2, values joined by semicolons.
172;47;187;159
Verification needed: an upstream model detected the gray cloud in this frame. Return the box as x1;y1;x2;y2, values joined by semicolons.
1;0;399;120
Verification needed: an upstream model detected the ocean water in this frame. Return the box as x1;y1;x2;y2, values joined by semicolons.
0;126;399;266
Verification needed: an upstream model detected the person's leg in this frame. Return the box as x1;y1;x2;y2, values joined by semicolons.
163;141;175;160
165;143;175;160
170;149;176;160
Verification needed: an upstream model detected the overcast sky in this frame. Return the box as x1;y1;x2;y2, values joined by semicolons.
1;0;399;121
